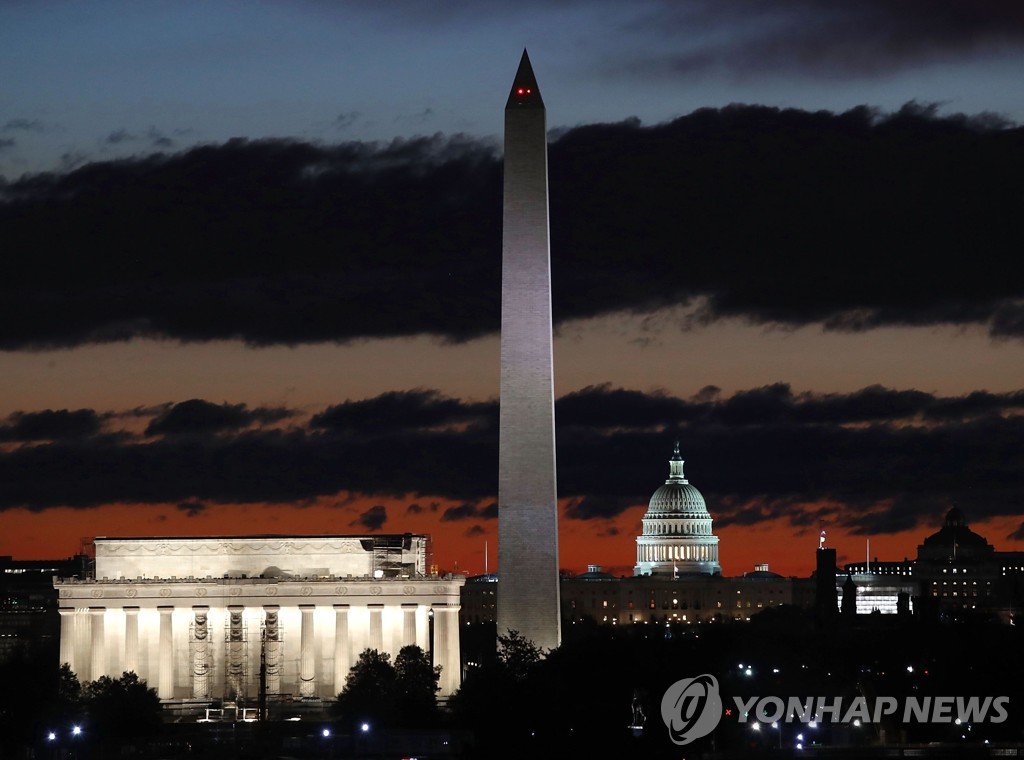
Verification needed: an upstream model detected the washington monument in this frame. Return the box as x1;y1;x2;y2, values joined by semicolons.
497;50;561;652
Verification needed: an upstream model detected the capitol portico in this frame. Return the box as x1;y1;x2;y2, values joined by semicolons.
54;534;464;703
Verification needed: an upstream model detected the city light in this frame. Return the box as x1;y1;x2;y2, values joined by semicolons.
360;723;370;733
47;732;56;742
72;726;82;736
322;728;331;738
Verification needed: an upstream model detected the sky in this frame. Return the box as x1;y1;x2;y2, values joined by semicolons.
2;0;1023;578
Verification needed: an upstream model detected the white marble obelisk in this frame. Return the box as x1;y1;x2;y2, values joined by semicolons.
497;49;561;652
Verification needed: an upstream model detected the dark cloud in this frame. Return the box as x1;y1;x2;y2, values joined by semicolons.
106;129;136;145
176;500;206;517
1009;522;1024;541
556;382;1024;430
441;503;493;522
565;494;635;521
352;505;387;532
3;119;44;133
2;386;1022;542
311;390;494;434
623;0;1024;80
2;106;1023;349
147;127;174;149
465;525;486;537
0;139;15;151
0;409;101;441
556;384;691;429
441;504;477;521
145;399;292;436
335;111;360;130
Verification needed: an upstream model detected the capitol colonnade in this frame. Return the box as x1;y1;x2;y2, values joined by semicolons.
54;536;463;701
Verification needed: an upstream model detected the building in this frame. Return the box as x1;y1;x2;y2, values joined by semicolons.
844;507;1024;623
1;554;89;661
634;442;721;577
564;564;800;626
54;534;464;707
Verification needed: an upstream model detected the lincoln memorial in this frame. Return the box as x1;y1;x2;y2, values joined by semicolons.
54;533;464;703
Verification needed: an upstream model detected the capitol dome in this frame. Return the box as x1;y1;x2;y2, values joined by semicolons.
634;442;721;577
648;475;710;516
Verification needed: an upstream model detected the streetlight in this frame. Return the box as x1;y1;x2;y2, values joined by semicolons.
69;725;83;760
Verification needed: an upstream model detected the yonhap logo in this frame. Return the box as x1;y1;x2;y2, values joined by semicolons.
661;674;723;745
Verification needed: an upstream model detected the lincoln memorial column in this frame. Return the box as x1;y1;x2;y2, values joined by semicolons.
431;603;461;696
401;604;417;648
367;604;383;652
299;605;316;698
158;606;174;699
263;606;281;696
74;608;92;681
89;608;106;679
58;608;75;671
191;606;210;699
332;604;350;694
123;607;140;675
368;606;385;655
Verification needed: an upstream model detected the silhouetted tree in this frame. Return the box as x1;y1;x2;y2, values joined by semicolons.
81;671;162;740
334;649;398;727
394;644;441;726
497;629;542;681
448;629;546;752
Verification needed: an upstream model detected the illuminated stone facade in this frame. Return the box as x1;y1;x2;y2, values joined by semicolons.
497;50;561;651
54;535;463;701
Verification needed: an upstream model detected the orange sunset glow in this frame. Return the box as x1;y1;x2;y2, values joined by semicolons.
5;497;1019;582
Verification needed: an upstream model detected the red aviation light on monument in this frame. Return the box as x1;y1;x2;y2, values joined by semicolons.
506;49;544;109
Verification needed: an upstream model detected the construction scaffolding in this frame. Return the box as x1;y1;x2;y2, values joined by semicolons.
189;612;212;699
224;610;248;701
362;534;422;578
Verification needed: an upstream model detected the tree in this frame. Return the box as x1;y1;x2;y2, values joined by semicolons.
393;645;441;726
335;649;398;726
497;629;543;682
448;629;544;741
81;671;162;740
